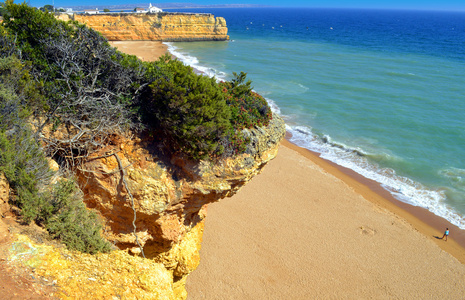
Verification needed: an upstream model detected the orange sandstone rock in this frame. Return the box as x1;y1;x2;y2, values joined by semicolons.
6;114;284;299
7;234;177;299
0;173;9;217
76;115;284;258
59;13;229;42
72;114;285;297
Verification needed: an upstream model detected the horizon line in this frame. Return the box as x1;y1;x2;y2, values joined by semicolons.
55;3;465;13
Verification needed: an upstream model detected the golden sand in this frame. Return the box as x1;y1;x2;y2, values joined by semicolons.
186;143;465;298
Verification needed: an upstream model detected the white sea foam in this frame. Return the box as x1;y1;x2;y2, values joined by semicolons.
439;167;465;186
265;98;281;115
298;83;310;91
165;42;228;80
166;43;198;65
287;124;465;229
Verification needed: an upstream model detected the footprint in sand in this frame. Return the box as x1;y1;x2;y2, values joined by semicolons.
359;226;376;236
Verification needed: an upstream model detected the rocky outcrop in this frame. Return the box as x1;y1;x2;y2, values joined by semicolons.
58;13;229;41
63;114;285;298
1;113;284;299
0;173;9;217
1;115;284;299
6;234;177;299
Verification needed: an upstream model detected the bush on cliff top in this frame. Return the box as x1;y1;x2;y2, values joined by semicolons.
146;58;232;159
218;72;273;156
220;71;272;130
145;60;273;159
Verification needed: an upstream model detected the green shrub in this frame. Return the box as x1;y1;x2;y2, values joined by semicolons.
0;130;51;223
0;56;46;120
215;72;273;156
146;58;232;160
0;26;18;57
45;180;111;254
0;56;51;223
145;61;274;159
219;72;272;130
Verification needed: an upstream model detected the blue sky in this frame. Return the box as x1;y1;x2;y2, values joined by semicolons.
25;0;465;11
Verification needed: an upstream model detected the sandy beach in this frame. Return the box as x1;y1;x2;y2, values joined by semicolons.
186;142;465;299
109;41;168;61
111;41;465;298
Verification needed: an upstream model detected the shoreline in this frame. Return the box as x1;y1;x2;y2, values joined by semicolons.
187;142;465;298
282;137;465;264
109;40;465;264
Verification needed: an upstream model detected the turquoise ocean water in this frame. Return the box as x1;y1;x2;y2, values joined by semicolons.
165;8;465;229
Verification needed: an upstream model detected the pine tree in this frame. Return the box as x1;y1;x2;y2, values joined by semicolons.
147;59;232;160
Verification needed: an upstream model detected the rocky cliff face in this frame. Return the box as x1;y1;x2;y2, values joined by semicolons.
73;114;285;295
58;13;229;41
2;114;285;299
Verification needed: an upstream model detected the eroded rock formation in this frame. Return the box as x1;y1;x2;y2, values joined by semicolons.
66;114;285;298
58;13;229;41
1;113;284;298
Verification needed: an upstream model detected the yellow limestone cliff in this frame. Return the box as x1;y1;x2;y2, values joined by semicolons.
58;13;229;41
3;115;286;299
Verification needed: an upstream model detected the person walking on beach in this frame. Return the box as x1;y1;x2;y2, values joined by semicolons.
441;228;449;241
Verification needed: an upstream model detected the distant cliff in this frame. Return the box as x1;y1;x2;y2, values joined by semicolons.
58;13;229;41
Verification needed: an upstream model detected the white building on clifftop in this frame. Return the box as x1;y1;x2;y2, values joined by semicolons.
84;8;99;14
148;3;162;13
